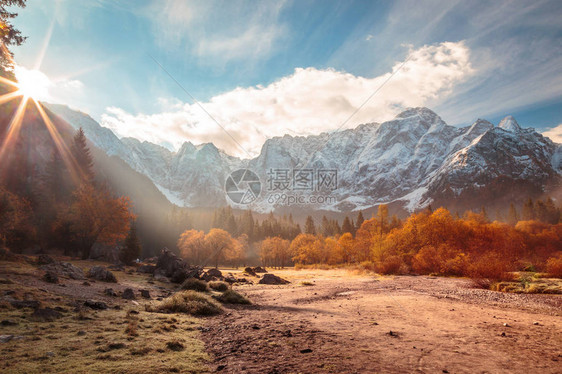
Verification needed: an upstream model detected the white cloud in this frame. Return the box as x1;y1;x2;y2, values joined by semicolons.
101;41;474;157
147;0;287;64
15;65;84;102
543;124;562;143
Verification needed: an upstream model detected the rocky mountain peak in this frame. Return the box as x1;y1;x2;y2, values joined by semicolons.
498;115;521;132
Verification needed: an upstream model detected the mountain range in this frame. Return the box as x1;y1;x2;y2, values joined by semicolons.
45;104;562;214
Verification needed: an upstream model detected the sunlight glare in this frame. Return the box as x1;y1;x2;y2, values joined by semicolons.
14;66;51;100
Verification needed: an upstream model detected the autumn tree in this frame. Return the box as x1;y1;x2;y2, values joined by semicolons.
177;229;206;265
0;0;26;80
290;233;326;265
65;184;134;259
205;228;237;268
260;236;291;268
0;187;34;251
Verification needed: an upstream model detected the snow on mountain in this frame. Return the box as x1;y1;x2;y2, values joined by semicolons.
45;103;562;213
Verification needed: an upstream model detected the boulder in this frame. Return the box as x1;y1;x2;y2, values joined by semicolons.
42;271;59;284
40;262;85;280
31;307;63;322
206;268;223;278
154;248;203;283
244;267;257;276
122;288;135;300
87;266;117;283
137;264;156;274
104;288;117;297
84;300;108;310
36;254;55;265
140;289;151;299
258;274;290;285
253;266;267;273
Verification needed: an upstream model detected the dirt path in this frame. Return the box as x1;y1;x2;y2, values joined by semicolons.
201;270;562;373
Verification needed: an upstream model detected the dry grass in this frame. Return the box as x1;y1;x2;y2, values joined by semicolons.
208;281;229;292
215;290;251;305
181;278;209;292
491;274;562;294
147;290;222;316
0;258;209;374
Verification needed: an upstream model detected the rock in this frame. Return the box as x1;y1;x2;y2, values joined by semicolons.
40;262;85;280
0;335;17;343
166;341;185;351
244;267;257;276
253;266;267;273
300;348;313;353
258;274;290;285
31;307;63;322
42;271;59;284
137;264;156;274
388;330;398;337
82;281;91;286
9;300;40;309
87;266;117;283
0;320;18;326
533;321;540;325
122;288;136;300
503;323;510;327
84;300;108;310
153;274;169;283
155;248;202;283
108;264;125;271
104;288;117;297
140;289;151;299
36;254;55;265
206;268;223;278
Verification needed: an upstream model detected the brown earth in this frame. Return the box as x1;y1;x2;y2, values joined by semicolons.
202;269;562;374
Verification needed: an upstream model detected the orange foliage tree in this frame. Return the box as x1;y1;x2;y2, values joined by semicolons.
65;184;134;259
177;229;206;265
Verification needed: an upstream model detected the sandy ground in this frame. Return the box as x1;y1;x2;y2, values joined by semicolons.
202;269;562;374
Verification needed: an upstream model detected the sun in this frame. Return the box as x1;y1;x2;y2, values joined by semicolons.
14;66;51;100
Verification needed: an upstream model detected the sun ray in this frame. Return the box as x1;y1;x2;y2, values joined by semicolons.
33;17;55;71
32;98;83;184
0;95;29;164
0;90;22;105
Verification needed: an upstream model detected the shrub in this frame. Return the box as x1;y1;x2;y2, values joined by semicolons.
181;278;209;292
546;254;562;278
215;290;251;305
208;281;229;292
377;255;404;275
148;291;222;316
469;254;512;289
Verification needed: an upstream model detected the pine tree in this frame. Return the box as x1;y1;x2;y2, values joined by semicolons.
341;216;353;235
71;128;94;182
304;215;316;235
507;203;518;226
521;198;535;221
121;222;141;265
355;211;365;230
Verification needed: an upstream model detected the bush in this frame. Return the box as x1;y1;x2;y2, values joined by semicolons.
215;290;251;304
377;255;404;275
546;255;562;278
469;254;512;289
181;278;209;292
148;291;222;315
208;281;229;292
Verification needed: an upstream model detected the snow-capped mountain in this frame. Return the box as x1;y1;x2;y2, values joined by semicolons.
45;104;562;213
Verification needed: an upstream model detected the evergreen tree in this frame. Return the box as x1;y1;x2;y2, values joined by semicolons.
355;211;365;230
120;222;141;265
71;128;94;182
507;203;519;226
521;198;535;221
304;215;316;235
342;216;353;235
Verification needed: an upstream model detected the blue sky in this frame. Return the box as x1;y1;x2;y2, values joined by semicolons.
11;0;562;156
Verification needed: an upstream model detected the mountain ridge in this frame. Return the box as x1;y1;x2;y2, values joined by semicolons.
45;103;562;213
